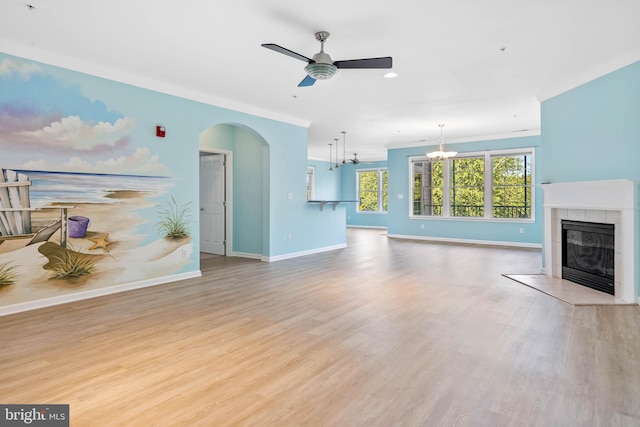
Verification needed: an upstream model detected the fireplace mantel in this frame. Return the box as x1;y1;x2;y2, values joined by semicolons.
542;179;637;303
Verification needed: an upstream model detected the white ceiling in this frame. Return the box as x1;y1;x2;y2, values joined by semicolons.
1;0;639;162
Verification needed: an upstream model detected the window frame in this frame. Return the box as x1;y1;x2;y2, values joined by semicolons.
409;148;535;222
356;167;388;214
306;166;315;201
449;154;486;218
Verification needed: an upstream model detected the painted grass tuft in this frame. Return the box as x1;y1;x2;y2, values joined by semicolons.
49;246;96;280
0;262;17;286
156;195;192;239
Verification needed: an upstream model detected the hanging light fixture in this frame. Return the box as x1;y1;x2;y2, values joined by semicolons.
334;138;340;169
341;131;347;164
329;143;334;170
427;124;457;160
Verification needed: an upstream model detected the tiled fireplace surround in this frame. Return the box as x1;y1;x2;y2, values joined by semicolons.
542;180;638;303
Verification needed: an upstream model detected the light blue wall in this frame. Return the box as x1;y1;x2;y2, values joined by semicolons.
195;117;348;258
386;136;542;245
541;60;640;296
130;84;348;259
341;161;389;228
541;61;640;183
308;159;341;200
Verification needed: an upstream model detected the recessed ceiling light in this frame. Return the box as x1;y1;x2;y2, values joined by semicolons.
384;72;398;79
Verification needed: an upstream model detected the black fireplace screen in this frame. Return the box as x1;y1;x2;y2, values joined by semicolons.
562;220;614;295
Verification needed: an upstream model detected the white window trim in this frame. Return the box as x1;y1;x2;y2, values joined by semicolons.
408;148;535;222
306;166;315;200
356;167;388;214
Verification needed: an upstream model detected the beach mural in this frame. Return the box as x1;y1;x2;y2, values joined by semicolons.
0;53;195;308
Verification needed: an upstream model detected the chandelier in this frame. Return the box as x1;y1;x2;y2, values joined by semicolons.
427;124;457;160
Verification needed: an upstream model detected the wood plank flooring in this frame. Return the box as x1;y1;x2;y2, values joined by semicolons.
1;229;639;426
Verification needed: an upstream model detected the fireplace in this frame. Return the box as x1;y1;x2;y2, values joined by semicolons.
561;220;614;295
542;179;637;303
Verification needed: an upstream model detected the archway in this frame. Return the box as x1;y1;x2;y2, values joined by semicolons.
199;124;270;259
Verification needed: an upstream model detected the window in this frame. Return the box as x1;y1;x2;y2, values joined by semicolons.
357;168;388;212
450;156;484;217
492;154;532;218
413;160;443;216
306;167;315;200
410;149;534;220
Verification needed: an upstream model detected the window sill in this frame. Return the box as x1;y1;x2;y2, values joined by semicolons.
409;215;535;223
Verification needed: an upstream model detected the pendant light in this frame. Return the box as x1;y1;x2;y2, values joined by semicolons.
427;124;457;160
341;131;347;164
334;138;340;169
328;143;333;170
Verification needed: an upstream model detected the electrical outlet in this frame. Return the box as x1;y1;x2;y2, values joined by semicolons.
421;224;425;229
519;227;524;234
287;234;292;242
181;248;188;258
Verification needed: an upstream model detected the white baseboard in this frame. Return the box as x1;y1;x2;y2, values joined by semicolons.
232;252;263;260
347;225;388;230
0;271;202;317
387;234;542;249
264;243;347;262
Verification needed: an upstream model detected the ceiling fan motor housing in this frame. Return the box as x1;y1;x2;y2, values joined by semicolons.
306;50;337;79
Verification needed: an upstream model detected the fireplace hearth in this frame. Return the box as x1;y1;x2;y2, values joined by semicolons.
562;220;614;295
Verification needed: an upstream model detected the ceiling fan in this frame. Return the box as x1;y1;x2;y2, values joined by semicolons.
350;153;372;165
262;31;393;87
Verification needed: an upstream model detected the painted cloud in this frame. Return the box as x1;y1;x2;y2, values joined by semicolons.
0;58;41;79
20;115;134;150
0;54;171;177
61;147;170;175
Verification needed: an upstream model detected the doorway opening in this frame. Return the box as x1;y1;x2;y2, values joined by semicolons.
199;152;229;255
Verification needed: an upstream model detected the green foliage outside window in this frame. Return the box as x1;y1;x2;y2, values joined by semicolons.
450;157;484;217
411;152;532;219
492;155;531;218
358;169;388;212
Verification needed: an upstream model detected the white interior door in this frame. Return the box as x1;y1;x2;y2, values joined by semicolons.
200;154;225;255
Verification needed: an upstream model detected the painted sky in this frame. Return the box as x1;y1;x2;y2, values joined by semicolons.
0;55;169;176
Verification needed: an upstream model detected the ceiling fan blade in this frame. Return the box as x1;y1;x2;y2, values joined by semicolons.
298;75;316;87
334;57;393;69
261;43;312;63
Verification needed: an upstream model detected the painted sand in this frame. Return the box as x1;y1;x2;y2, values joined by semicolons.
0;190;193;307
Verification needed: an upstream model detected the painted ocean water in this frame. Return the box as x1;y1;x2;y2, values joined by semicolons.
15;170;175;207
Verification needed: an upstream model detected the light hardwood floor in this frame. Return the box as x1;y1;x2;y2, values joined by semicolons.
1;229;639;426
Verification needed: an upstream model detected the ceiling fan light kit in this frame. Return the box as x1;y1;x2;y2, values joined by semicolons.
305;63;338;80
262;31;392;87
